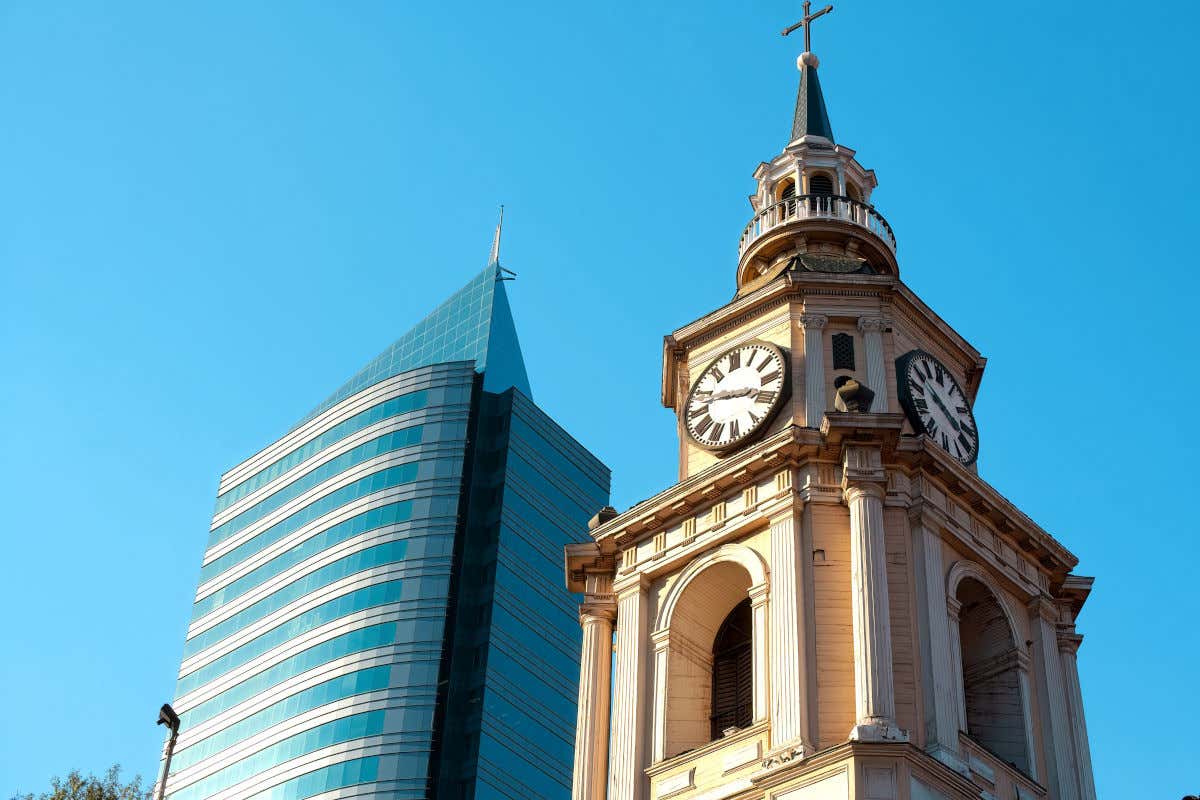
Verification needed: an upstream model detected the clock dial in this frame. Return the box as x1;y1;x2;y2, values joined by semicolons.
684;342;788;452
896;350;979;465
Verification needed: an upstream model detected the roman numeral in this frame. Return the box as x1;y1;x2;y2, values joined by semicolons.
729;419;740;439
749;411;762;425
727;351;741;370
759;370;780;385
934;364;945;386
756;390;777;405
711;366;726;382
712;422;726;440
954;440;963;458
909;380;925;396
756;358;772;372
914;398;928;412
694;416;714;436
941;432;950;450
956;405;969;414
745;351;756;369
688;405;708;419
957;432;972;453
926;419;939;437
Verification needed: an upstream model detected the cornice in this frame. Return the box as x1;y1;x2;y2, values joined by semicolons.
902;437;1078;585
589;426;821;545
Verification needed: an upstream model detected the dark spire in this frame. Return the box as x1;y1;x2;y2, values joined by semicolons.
791;52;834;143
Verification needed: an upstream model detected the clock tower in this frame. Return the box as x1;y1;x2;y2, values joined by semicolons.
566;9;1097;800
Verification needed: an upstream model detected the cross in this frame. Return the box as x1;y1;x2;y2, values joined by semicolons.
781;1;833;53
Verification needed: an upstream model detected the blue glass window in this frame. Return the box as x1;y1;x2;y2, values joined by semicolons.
192;502;414;620
177;581;403;696
170;666;391;774
184;542;410;658
168;712;386;800
198;462;422;584
215;391;429;514
209;426;425;548
242;757;379;800
179;624;396;728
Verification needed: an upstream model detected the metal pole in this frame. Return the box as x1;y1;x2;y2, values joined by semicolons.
155;704;181;800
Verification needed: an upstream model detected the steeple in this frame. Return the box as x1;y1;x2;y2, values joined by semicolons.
791;52;834;143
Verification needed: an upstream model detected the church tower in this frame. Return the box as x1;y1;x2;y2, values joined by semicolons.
565;6;1097;800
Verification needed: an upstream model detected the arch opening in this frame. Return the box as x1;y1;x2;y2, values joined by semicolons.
956;577;1030;773
664;560;754;757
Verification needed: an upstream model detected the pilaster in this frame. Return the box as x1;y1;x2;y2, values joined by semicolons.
857;316;889;413
610;574;651;800
1028;598;1080;800
800;313;828;427
766;507;814;754
909;512;966;774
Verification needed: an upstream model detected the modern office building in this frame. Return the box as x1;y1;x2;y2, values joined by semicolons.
163;255;610;800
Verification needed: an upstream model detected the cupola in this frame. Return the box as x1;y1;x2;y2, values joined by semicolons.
736;7;897;296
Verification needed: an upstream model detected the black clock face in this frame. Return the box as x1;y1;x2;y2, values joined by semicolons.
684;341;789;452
896;350;979;465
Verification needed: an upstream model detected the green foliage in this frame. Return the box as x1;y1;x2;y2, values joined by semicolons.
10;765;152;800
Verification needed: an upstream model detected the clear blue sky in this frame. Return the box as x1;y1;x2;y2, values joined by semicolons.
1;1;1196;797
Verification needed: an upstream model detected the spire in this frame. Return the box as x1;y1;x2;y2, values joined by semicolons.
781;2;835;144
488;205;504;267
791;52;835;143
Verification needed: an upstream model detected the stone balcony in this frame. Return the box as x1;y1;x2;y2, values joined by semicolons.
736;195;899;282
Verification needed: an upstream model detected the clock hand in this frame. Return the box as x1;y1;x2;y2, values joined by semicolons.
929;391;961;432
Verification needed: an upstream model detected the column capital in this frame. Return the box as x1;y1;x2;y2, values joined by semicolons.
946;596;963;621
1057;630;1084;656
799;312;828;330
1027;595;1061;624
579;601;617;625
748;582;770;606
841;440;887;491
856;316;887;333
613;571;652;597
843;482;886;505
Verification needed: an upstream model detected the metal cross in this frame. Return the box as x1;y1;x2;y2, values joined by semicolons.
781;1;833;53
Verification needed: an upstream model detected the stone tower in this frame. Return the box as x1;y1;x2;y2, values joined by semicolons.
564;13;1097;800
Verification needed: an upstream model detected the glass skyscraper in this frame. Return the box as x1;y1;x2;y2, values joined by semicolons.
164;263;610;800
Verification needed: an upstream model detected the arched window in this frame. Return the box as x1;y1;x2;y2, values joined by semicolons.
778;180;797;220
710;598;752;739
956;577;1030;773
808;173;834;195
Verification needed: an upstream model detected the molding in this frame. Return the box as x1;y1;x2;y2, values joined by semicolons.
653;543;769;633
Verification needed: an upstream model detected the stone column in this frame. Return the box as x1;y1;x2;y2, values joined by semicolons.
909;513;965;772
767;507;813;754
842;443;906;742
572;603;615;800
609;576;650;800
749;583;770;724
945;597;967;732
800;313;828;428
1015;652;1039;782
1059;631;1097;800
1028;598;1080;800
650;629;670;764
857;317;889;412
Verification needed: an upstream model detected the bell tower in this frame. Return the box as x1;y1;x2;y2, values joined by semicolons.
567;9;1097;800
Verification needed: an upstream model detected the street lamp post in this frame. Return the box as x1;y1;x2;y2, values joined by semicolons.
155;703;181;800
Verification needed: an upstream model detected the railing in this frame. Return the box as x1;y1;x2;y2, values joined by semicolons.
738;194;897;256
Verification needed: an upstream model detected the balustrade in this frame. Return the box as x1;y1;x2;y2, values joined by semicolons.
738;194;896;256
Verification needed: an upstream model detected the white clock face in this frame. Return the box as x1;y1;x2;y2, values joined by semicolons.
897;350;979;465
685;342;788;452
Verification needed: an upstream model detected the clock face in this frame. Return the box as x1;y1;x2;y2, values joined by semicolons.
684;341;788;452
896;350;980;465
